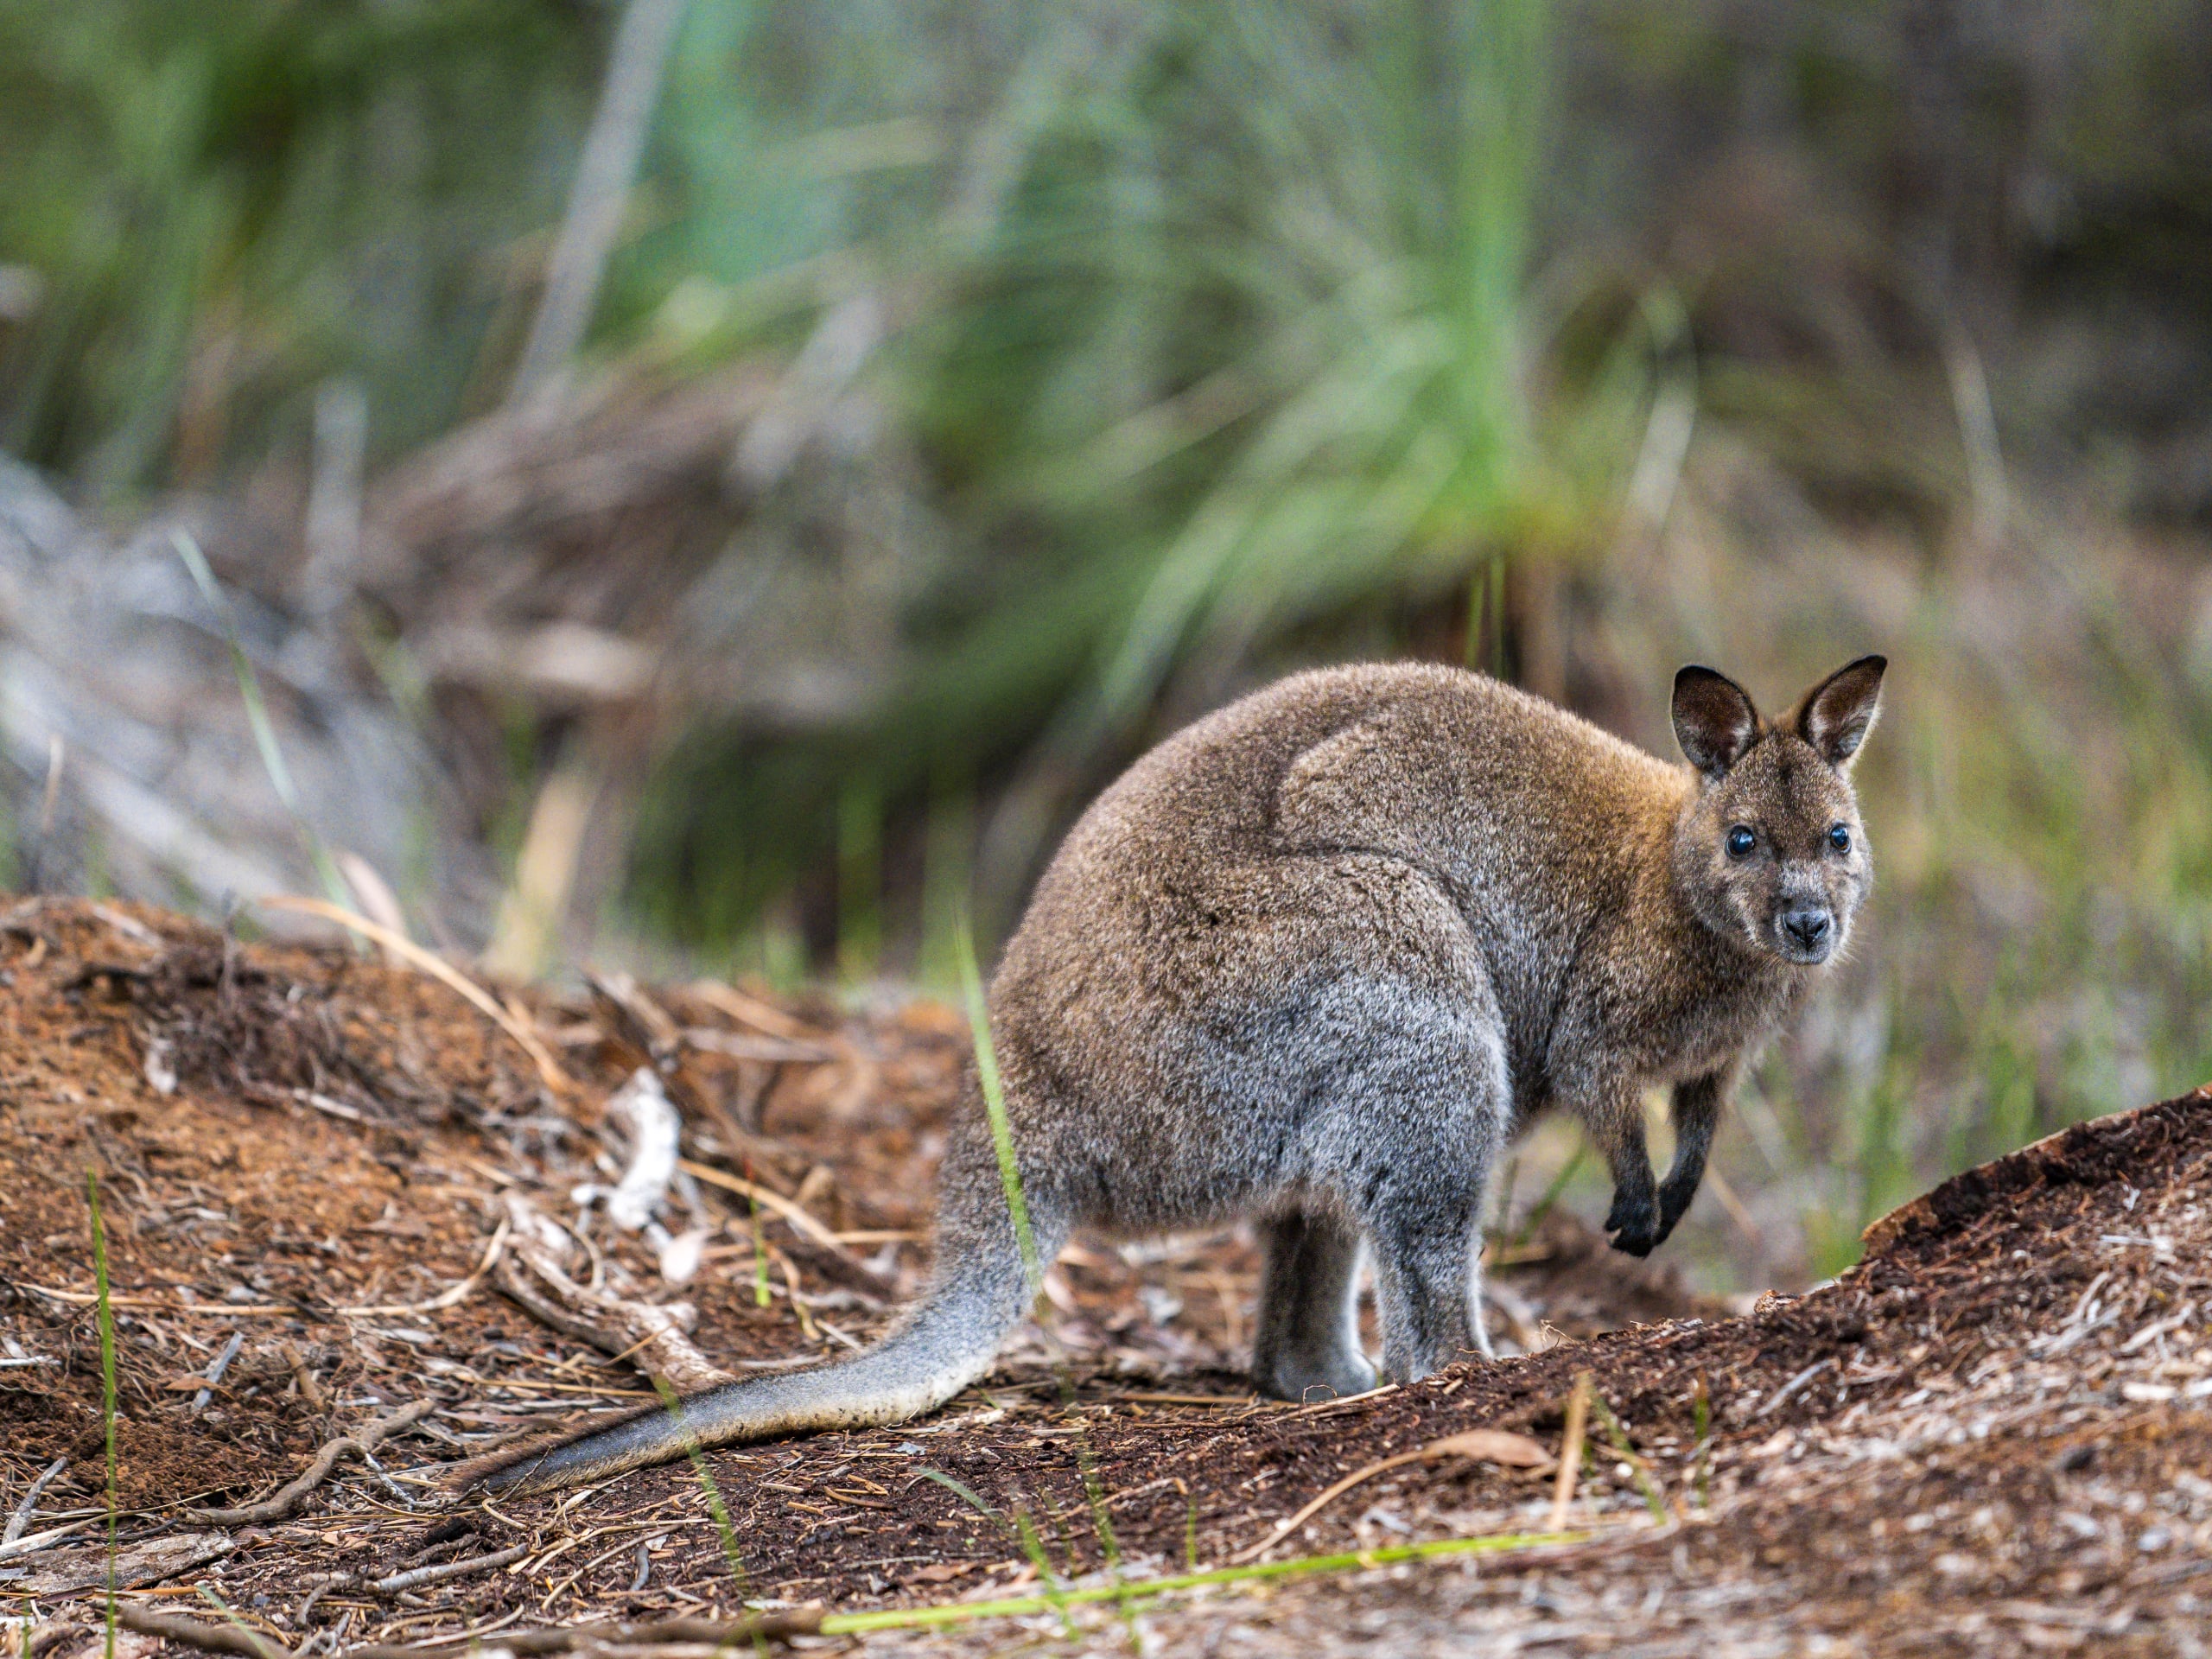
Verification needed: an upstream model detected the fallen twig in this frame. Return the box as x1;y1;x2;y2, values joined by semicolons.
372;1543;529;1594
342;1612;824;1659
299;1544;532;1607
281;1342;327;1414
341;1220;510;1317
15;1283;302;1315
677;1160;872;1266
1290;1384;1400;1415
118;1605;295;1659
18;1267;505;1319
1756;1357;1836;1420
0;1520;92;1560
1548;1370;1592;1531
1231;1428;1551;1563
494;1193;730;1392
683;979;819;1042
679;1027;834;1064
3;1456;67;1545
189;1399;434;1525
191;1330;245;1417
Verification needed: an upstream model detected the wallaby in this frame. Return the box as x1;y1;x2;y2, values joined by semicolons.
474;654;1885;1494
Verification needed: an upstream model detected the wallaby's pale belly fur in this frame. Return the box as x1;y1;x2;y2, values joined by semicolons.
477;658;1882;1494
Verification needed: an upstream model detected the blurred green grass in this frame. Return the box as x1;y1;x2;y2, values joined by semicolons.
8;0;2212;1294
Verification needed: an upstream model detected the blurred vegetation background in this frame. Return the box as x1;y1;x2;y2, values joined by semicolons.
5;0;2212;1294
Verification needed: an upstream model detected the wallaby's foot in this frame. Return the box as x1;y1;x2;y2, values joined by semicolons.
1605;1187;1658;1256
1251;1207;1373;1403
1254;1345;1378;1404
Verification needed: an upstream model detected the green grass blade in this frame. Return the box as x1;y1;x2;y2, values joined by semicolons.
171;531;353;911
1508;1143;1586;1253
741;1166;770;1309
1008;1505;1077;1637
818;1527;1585;1636
955;912;1040;1294
914;1466;1000;1522
86;1171;118;1659
650;1378;753;1602
1587;1392;1668;1524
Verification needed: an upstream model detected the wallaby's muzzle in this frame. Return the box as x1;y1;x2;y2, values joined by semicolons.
1780;905;1834;961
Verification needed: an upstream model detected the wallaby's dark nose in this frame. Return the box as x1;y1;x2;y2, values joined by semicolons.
1783;908;1831;951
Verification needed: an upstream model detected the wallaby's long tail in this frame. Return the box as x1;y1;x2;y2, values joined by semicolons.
467;1151;1055;1496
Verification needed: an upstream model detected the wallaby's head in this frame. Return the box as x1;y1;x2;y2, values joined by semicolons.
1669;655;1886;966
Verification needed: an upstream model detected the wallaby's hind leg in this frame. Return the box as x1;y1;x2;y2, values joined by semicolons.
1251;1207;1376;1402
1342;1021;1506;1383
1364;1179;1491;1381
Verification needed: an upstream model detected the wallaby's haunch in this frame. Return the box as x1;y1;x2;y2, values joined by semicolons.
476;655;1885;1494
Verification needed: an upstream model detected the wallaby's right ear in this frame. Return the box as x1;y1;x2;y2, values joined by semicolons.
1794;654;1886;767
1672;665;1760;779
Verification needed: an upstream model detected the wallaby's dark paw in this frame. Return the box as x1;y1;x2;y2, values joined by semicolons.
1605;1192;1657;1256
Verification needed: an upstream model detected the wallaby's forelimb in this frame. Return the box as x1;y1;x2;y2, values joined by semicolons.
1596;1093;1660;1257
1655;1071;1726;1248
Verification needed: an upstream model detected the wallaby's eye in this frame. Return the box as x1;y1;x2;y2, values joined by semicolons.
1828;823;1852;853
1726;825;1756;859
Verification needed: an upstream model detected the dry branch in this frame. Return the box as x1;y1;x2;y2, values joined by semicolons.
371;1544;530;1594
308;1546;534;1603
117;1606;295;1659
1232;1429;1551;1563
1548;1371;1593;1532
677;1159;864;1263
257;895;571;1094
341;1221;510;1316
3;1457;67;1545
341;1613;824;1659
495;1193;730;1393
190;1399;434;1525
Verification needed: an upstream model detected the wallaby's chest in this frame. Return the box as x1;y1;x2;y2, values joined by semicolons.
1575;937;1792;1090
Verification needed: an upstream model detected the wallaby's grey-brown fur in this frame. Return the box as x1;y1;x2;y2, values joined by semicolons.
475;654;1885;1494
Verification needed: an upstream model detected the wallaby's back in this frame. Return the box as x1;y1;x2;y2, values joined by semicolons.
994;663;1690;1147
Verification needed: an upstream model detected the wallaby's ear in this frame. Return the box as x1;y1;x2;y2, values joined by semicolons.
1794;654;1887;767
1672;665;1761;779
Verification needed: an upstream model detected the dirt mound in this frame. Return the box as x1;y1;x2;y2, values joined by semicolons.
3;899;2207;1655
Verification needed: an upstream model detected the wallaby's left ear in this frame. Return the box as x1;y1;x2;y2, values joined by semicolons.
1794;654;1886;766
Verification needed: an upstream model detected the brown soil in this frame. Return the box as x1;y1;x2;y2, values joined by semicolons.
3;899;2207;1656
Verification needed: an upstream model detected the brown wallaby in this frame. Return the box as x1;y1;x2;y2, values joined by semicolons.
475;654;1885;1493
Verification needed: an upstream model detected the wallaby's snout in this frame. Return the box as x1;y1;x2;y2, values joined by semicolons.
1779;902;1833;961
1778;902;1831;969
